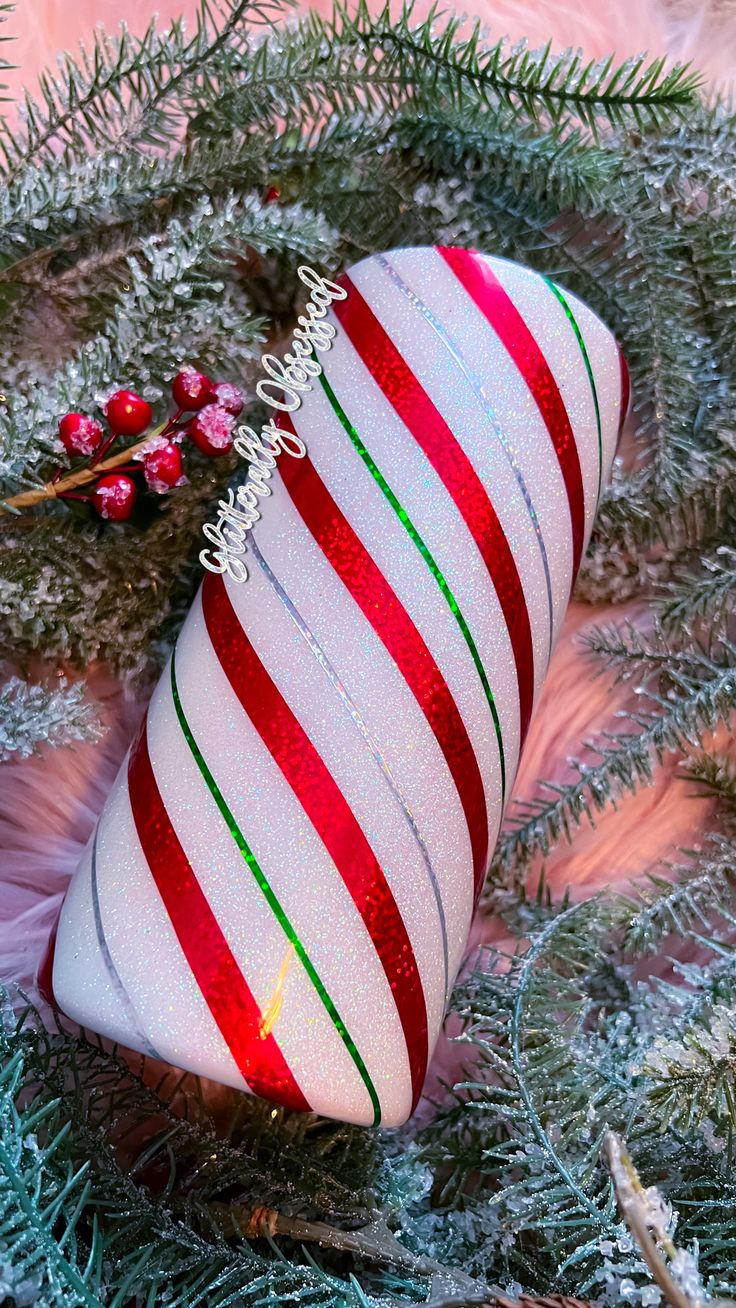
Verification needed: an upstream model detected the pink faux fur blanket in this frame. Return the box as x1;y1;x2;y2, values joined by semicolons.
0;0;728;1103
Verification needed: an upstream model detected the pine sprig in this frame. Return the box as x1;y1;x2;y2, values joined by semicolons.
0;1044;103;1307
623;834;736;952
0;4;12;106
0;0;283;175
0;675;102;760
638;952;736;1135
685;753;736;819
170;0;702;145
394;111;617;212
660;546;736;633
388;30;700;133
299;4;701;132
494;655;736;879
0;192;332;491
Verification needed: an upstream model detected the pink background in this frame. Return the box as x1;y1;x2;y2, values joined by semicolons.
5;1;734;113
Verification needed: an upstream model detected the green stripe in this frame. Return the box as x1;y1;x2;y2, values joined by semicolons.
544;278;603;504
170;652;381;1126
317;366;506;801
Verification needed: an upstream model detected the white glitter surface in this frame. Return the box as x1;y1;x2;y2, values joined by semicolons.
52;827;143;1050
56;743;249;1087
226;556;448;1042
289;362;507;861
555;285;623;494
53;245;623;1128
488;256;621;536
172;592;409;1124
250;473;476;974
353;252;553;694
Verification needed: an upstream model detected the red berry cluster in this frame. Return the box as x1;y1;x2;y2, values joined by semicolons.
56;369;244;522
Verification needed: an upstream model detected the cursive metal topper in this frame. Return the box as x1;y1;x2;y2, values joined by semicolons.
199;266;347;584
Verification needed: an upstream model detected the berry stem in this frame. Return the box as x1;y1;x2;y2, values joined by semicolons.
159;411;186;439
89;431;119;467
0;421;170;512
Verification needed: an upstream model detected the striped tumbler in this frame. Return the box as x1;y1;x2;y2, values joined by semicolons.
50;246;628;1126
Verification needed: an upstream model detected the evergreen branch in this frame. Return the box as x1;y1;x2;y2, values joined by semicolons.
660;547;736;632
314;3;701;130
637;955;736;1135
380;29;700;132
507;906;608;1225
0;120;349;278
0;471;232;679
623;835;736;953
0;3;12;106
603;1133;733;1308
221;1204;598;1308
0;1049;103;1306
0;0;277;177
0;674;103;759
0;192;329;493
393;111;616;212
493;660;736;878
179;2;700;138
216;1203;504;1302
579;621;714;684
684;753;736;817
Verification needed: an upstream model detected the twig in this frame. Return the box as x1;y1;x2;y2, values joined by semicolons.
603;1131;736;1308
215;1202;498;1300
424;1297;593;1308
213;1203;596;1308
0;433;159;512
511;905;606;1225
494;1299;593;1308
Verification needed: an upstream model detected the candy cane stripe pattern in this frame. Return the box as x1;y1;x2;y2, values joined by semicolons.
51;246;627;1127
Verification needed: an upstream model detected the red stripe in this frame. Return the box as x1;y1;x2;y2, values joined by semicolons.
127;716;310;1113
333;273;534;744
438;246;586;579
277;430;489;902
201;571;429;1111
38;913;60;1008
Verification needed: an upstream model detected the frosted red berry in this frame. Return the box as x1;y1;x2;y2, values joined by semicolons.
58;412;104;458
105;389;152;436
188;404;235;457
142;440;185;493
264;186;281;204
172;367;213;411
209;381;244;417
92;473;137;521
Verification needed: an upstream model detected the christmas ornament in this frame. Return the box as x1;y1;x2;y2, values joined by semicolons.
58;412;104;458
91;472;137;521
49;247;628;1128
105;389;152;436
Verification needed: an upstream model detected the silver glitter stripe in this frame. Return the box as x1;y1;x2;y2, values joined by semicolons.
250;534;451;1004
90;825;162;1060
377;252;555;660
